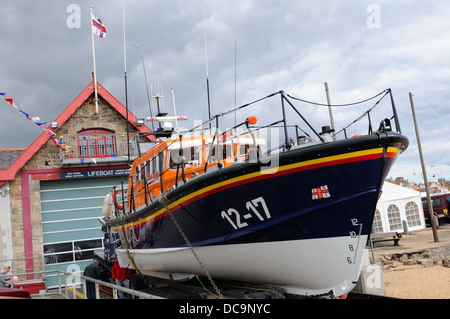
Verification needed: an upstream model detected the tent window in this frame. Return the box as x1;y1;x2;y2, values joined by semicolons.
405;201;421;227
372;210;384;233
387;204;402;231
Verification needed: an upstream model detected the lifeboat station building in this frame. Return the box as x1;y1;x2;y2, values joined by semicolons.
0;81;153;288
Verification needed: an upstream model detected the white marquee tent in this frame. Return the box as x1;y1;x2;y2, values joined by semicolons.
372;182;425;233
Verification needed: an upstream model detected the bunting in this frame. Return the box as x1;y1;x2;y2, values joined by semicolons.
3;94;66;153
3;93;133;165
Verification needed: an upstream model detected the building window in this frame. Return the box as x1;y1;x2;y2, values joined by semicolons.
372;209;384;233
387;204;402;231
77;129;116;158
405;201;421;227
44;239;103;265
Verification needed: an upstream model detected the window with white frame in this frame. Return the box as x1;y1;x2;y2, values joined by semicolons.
44;239;103;265
405;201;421;227
387;204;402;231
372;209;384;233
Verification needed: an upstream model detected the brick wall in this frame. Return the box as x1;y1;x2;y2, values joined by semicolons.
10;94;133;263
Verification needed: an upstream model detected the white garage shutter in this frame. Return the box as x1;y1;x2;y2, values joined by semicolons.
40;176;126;287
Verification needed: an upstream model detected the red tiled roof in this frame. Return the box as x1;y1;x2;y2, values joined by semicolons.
0;81;153;181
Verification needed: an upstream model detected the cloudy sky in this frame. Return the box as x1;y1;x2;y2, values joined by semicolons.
1;0;450;183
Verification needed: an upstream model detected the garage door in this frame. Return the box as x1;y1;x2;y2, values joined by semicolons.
40;176;127;288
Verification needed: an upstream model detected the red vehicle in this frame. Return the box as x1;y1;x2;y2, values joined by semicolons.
422;193;450;226
0;288;31;299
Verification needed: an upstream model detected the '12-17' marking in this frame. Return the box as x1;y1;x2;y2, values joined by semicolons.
221;196;271;230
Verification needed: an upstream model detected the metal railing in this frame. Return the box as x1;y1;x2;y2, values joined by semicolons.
0;256;44;281
107;88;403;219
58;133;140;162
2;269;164;299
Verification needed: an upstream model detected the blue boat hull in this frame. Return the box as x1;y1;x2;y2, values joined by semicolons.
107;132;408;296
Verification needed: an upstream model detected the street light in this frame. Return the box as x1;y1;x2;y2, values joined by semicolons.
430;165;444;190
409;92;439;242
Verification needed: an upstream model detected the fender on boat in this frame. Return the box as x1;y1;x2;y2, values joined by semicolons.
102;193;113;218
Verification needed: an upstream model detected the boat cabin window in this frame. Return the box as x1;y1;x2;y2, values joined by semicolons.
145;159;151;180
136;154;163;185
239;144;251;157
151;155;158;177
237;142;264;159
134;165;140;185
169;147;200;169
139;163;145;182
158;150;165;173
208;144;232;163
238;143;262;156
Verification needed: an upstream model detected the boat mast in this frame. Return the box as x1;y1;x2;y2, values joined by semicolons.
134;44;155;132
324;82;336;141
203;0;212;131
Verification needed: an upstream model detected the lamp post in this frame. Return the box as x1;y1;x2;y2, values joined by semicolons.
409;92;439;242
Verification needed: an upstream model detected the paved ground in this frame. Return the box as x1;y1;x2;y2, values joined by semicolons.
371;222;450;258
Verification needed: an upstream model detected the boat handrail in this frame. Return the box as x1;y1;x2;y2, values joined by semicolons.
107;87;402;217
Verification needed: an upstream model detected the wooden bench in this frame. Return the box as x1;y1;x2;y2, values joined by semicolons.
370;232;402;246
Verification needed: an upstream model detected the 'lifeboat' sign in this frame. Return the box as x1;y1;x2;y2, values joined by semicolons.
60;168;130;179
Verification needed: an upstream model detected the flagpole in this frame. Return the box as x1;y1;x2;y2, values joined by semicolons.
90;5;99;114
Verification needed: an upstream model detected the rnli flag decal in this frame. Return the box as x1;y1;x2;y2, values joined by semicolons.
312;185;331;200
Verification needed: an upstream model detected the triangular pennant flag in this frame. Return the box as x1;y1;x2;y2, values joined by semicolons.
19;110;31;120
3;94;67;154
5;98;15;107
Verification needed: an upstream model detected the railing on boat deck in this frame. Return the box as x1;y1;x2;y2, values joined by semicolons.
107;88;403;216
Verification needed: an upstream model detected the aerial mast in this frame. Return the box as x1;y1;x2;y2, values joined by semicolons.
203;0;212;131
